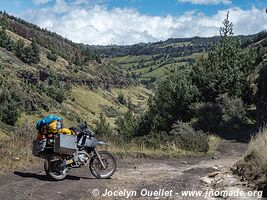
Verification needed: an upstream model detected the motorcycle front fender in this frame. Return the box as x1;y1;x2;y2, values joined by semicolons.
79;136;110;148
97;141;110;146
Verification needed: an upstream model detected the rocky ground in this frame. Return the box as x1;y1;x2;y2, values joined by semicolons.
0;140;264;200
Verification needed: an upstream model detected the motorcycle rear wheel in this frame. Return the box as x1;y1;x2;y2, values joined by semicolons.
44;156;68;181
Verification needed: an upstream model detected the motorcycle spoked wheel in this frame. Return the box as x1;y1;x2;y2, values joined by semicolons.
89;151;117;179
44;156;68;181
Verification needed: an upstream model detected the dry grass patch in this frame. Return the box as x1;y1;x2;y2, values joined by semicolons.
232;127;267;194
207;135;221;155
98;135;219;159
246;127;267;171
0;120;41;174
0;134;40;175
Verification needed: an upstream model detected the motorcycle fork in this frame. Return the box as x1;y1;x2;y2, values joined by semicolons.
94;149;106;169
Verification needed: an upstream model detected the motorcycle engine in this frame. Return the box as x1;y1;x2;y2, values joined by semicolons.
77;151;90;166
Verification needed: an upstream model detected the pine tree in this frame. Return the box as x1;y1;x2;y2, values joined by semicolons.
219;12;233;37
14;39;25;59
192;12;255;102
29;39;40;64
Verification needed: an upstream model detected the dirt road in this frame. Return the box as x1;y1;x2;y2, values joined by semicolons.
0;140;264;200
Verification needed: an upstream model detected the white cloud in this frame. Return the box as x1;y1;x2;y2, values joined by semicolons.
22;1;267;45
178;0;231;5
32;0;52;5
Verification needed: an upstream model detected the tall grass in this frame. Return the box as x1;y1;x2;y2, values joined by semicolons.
246;126;267;171
232;126;267;193
98;134;220;159
0;121;40;174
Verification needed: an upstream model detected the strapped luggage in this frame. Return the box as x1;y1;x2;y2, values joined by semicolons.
36;114;63;134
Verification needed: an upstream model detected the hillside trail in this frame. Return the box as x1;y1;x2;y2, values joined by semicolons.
0;139;264;200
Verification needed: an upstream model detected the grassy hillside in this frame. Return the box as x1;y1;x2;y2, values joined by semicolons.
0;12;151;134
0;12;154;173
96;35;255;85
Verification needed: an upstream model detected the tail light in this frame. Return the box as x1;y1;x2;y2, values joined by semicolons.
37;134;46;141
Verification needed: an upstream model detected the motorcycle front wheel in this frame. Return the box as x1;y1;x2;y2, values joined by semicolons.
89;151;116;179
44;156;68;181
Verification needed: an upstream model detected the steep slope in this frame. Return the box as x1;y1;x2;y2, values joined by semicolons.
0;12;150;132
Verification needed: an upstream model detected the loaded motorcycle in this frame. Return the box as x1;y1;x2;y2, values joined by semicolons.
32;122;116;180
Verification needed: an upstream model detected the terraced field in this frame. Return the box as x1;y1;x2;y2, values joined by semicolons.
109;52;206;83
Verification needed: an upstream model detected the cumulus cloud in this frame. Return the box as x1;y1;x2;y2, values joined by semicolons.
178;0;231;5
22;1;267;45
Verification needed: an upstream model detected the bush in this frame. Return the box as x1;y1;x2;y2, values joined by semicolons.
195;102;222;132
47;52;58;61
93;113;113;136
46;87;66;103
127;97;134;111
135;132;168;150
99;105;118;118
0;101;20;126
0;30;40;64
216;94;246;127
115;111;138;141
169;121;209;152
117;93;126;105
195;94;246;132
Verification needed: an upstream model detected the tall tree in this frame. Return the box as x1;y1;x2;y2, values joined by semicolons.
192;12;255;103
29;39;40;64
137;66;199;135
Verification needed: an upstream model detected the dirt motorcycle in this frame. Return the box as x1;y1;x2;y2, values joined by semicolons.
32;122;116;180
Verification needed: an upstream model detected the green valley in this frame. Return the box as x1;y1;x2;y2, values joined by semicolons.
94;35;254;86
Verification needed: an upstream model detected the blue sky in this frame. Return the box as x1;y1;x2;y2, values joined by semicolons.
1;0;267;45
3;0;267;16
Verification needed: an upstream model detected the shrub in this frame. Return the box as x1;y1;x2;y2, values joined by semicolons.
115;111;138;141
195;94;246;132
99;105;118;118
150;76;157;82
0;30;40;64
47;52;58;61
46;87;66;103
93;113;113;136
0;101;20;126
195;102;222;132
127;97;134;111
169;121;209;152
216;94;246;127
135;132;167;150
117;93;126;105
